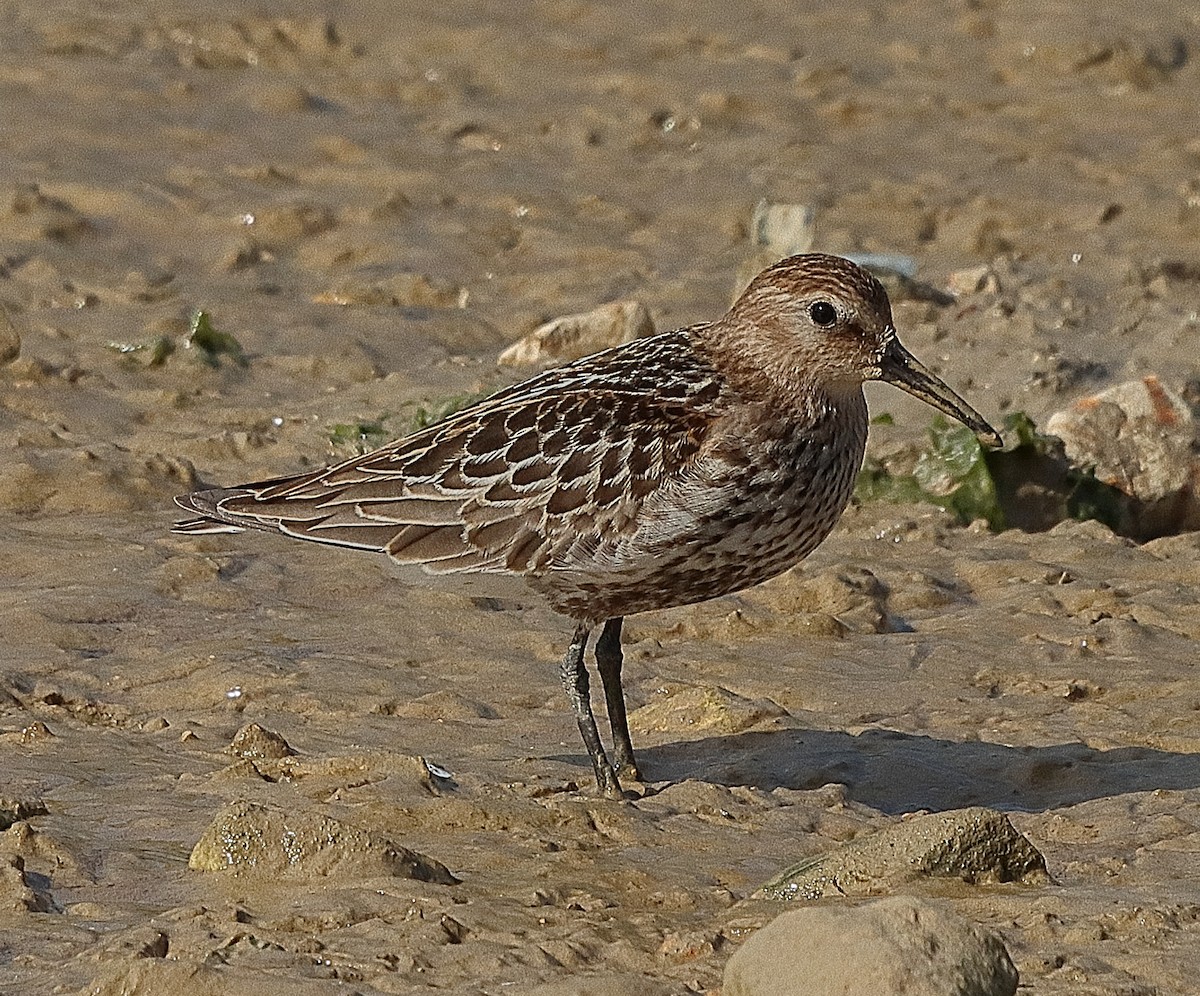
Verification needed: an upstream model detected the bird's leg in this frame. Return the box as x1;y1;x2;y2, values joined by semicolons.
594;616;642;783
559;623;623;799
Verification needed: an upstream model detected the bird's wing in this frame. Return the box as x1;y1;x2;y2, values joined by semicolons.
173;329;725;576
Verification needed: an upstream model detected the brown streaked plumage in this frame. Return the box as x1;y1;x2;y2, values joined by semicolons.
173;253;1000;798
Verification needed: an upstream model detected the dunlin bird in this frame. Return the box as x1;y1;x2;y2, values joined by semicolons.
174;253;999;798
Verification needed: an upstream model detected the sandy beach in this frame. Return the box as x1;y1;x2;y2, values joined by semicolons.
3;2;1200;992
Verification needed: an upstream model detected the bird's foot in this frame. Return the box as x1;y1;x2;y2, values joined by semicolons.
615;760;643;784
593;762;652;801
593;762;627;800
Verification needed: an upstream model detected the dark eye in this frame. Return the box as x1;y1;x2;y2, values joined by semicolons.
809;301;837;327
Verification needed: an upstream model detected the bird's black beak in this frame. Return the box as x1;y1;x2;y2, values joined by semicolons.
879;337;1002;448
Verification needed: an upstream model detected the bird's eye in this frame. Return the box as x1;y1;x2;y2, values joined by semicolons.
809;301;837;327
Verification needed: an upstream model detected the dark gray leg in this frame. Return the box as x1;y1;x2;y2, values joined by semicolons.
595;617;641;782
559;623;622;798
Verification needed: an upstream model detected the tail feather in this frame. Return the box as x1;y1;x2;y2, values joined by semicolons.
172;483;407;554
172;487;289;536
171;515;247;536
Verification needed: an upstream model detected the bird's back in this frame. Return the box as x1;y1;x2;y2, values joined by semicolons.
175;328;724;573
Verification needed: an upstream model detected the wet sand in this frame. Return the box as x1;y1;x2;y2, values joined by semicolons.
3;1;1200;993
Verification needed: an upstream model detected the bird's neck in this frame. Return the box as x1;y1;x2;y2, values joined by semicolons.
690;320;866;428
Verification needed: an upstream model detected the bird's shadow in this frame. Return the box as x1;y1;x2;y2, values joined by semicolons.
633;727;1200;814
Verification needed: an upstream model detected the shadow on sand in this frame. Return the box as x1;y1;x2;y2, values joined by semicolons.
634;727;1200;814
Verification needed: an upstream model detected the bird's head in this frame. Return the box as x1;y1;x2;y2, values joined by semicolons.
720;253;1001;447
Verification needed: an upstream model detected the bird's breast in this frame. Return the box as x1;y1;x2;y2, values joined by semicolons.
536;395;870;621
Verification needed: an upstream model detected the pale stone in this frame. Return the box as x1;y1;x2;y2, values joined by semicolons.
1046;375;1194;503
227;722;295;760
724;896;1018;996
499;299;654;368
946;264;1000;296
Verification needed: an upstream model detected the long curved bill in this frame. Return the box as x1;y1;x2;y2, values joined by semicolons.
879;338;1002;448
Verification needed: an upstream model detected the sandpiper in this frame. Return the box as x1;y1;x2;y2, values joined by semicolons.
174;253;1000;798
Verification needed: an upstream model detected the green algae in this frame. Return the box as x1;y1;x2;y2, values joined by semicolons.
857;411;1128;533
187;310;247;367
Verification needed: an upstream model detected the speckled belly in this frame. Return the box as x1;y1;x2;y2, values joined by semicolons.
537;409;868;624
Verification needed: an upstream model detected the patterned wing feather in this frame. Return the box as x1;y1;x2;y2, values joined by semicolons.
172;329;725;578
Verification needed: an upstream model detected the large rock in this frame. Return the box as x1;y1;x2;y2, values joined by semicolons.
723;895;1018;996
1046;375;1200;535
188;801;457;883
758;807;1046;901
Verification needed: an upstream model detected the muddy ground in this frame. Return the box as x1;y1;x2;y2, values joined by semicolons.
3;1;1200;993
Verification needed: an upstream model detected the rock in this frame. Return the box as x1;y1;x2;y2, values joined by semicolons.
750;200;817;257
658;928;721;962
0;852;54;912
1;818;87;886
849;254;956;305
1047;376;1194;501
1046;375;1200;535
946;264;1000;296
499;300;653;368
723;895;1018;996
242;750;441;799
733;200;817;298
0;796;48;832
0;721;55;745
0;308;19;365
227;723;295;760
848;252;919;280
758;807;1046;900
188;801;458;883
